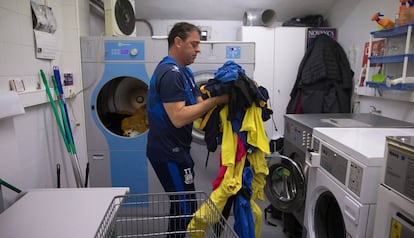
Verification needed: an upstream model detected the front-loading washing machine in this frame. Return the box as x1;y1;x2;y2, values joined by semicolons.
265;113;414;237
373;136;414;238
80;36;167;194
304;127;414;238
187;41;256;193
189;41;255;145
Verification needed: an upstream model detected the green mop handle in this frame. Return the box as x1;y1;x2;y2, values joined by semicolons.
0;178;21;193
51;76;75;154
40;70;70;152
51;75;85;187
42;70;84;187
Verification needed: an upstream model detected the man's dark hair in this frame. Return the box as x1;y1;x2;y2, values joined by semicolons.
168;22;201;49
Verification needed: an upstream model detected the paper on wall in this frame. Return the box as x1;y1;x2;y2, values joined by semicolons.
34;30;57;60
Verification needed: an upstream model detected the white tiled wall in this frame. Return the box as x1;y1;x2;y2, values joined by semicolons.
0;0;88;207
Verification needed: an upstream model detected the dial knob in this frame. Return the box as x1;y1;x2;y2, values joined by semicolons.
130;48;138;56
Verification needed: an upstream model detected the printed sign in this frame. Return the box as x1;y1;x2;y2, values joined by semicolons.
306;28;337;47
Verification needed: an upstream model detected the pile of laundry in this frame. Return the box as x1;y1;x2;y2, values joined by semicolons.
187;61;272;238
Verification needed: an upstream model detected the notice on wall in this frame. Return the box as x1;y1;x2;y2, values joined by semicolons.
34;30;57;60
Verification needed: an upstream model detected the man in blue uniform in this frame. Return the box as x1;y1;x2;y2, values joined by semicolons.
146;22;228;237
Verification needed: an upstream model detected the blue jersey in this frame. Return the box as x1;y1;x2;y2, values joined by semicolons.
146;56;201;161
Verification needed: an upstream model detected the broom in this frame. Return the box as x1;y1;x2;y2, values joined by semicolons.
40;69;84;187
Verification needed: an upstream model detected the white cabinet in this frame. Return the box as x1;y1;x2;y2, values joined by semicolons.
273;27;307;136
238;26;276;138
238;26;308;139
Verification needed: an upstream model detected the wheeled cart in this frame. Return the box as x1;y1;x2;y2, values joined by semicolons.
95;191;238;238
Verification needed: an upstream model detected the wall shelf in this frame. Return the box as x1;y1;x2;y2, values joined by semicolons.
369;54;414;64
18;86;75;108
362;24;414;99
371;23;414;38
366;81;414;90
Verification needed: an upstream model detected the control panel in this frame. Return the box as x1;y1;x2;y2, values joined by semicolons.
226;46;241;59
104;40;145;61
384;138;414;203
320;144;348;186
348;162;363;197
284;118;312;153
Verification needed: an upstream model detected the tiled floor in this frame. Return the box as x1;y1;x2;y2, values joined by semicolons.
254;200;289;237
191;143;289;238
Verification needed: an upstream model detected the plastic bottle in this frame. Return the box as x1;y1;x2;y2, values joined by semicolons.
400;2;408;25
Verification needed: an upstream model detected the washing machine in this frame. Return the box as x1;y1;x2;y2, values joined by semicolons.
264;113;414;237
303;127;414;238
80;36;167;194
187;41;256;192
373;136;414;238
189;41;255;145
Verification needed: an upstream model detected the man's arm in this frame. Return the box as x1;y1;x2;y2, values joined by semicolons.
163;95;228;128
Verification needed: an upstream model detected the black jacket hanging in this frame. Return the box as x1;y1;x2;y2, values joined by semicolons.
286;34;354;114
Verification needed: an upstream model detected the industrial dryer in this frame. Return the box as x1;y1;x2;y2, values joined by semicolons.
80;36;167;194
189;41;255;144
187;41;256;193
80;37;256;195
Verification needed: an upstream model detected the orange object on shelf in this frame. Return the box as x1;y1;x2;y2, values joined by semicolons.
400;0;414;24
371;12;395;29
399;5;408;25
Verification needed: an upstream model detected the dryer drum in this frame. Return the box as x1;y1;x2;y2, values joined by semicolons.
96;77;148;137
265;153;306;212
192;71;215;145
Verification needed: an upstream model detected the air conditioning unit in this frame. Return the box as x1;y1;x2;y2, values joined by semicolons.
104;0;136;36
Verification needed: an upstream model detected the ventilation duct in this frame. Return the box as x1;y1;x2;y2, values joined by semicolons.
243;9;276;27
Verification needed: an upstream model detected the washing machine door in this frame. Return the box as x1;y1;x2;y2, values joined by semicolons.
265;152;306;213
192;70;216;144
313;191;346;238
96;76;148;137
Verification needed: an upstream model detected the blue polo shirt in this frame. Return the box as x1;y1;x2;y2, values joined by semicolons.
146;56;201;161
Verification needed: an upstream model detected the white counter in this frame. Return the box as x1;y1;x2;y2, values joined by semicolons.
0;187;129;238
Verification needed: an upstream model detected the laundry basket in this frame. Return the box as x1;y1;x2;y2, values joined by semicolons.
95;191;238;238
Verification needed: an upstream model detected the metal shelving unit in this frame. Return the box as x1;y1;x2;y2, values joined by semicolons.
366;24;414;89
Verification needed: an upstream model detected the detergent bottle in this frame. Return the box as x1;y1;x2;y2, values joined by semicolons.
408;0;414;24
399;0;409;25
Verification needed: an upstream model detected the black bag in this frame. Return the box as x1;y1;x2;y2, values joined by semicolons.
282;14;325;27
